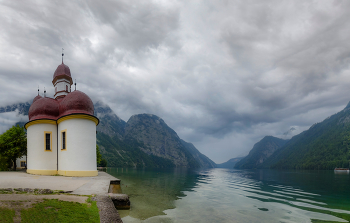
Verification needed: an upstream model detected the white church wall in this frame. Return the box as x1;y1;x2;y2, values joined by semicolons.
58;118;97;176
27;123;57;175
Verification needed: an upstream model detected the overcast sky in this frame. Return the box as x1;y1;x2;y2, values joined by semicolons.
0;0;350;163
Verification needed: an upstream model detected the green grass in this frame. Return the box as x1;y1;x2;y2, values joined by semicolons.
0;207;15;223
0;189;12;194
20;199;100;223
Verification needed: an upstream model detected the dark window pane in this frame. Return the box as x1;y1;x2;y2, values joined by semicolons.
62;132;66;150
46;133;50;150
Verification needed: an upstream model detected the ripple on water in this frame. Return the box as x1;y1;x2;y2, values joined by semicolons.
108;168;350;223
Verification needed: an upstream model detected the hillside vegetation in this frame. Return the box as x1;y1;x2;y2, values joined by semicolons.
262;102;350;170
234;136;288;169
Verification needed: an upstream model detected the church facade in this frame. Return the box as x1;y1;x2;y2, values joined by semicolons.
24;61;99;176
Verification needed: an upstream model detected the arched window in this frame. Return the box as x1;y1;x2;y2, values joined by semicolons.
55;87;57;93
66;85;68;91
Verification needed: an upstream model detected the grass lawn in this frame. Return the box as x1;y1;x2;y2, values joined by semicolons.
0;207;15;223
20;199;99;223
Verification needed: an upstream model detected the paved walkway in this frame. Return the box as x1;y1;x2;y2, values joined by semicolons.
0;171;119;195
0;171;123;222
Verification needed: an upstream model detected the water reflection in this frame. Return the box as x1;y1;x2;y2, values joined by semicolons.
106;168;205;220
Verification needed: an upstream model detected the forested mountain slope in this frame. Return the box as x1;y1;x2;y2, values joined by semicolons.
180;139;216;168
234;136;288;169
262;102;350;170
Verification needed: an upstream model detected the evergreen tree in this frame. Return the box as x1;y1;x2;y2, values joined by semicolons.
100;158;107;167
96;145;102;165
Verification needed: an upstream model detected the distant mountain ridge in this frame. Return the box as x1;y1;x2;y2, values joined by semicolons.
180;139;217;168
235;136;288;169
0;101;31;115
217;157;244;168
1;101;216;168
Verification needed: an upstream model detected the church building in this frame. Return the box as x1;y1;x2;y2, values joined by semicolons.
24;60;99;176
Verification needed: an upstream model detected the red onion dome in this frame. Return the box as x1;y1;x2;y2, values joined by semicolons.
33;95;42;103
59;90;94;117
28;97;59;121
52;62;73;85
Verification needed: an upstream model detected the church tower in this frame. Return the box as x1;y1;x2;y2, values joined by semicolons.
52;62;73;99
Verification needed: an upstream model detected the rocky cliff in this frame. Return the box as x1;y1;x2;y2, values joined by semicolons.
95;101;126;140
95;106;216;168
123;114;200;167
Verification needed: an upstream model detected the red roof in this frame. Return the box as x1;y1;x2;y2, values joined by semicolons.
29;97;59;120
59;90;94;117
33;95;43;103
53;62;71;79
29;90;94;121
52;62;73;85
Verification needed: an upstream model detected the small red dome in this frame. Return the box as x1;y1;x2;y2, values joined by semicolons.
52;62;73;85
33;95;42;103
59;90;94;117
29;97;59;121
53;62;71;79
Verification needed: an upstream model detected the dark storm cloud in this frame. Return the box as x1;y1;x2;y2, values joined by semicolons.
1;0;350;163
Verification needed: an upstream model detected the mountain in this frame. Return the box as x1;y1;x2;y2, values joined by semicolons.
95;101;126;140
235;136;288;169
94;103;201;168
1;101;216;168
180;139;216;168
217;157;244;168
95;105;216;168
121;114;201;168
0;101;31;115
262;102;350;170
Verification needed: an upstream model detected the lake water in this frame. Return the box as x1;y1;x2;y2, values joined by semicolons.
106;168;350;223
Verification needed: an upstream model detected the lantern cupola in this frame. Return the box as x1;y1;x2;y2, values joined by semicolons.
52;62;73;99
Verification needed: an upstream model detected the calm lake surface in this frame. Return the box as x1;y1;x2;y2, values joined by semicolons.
106;168;350;223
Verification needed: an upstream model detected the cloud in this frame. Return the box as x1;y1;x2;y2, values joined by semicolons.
0;110;28;134
1;0;350;162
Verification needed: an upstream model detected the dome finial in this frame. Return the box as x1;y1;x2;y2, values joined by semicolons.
38;86;39;96
75;79;76;91
62;48;64;64
44;87;46;98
